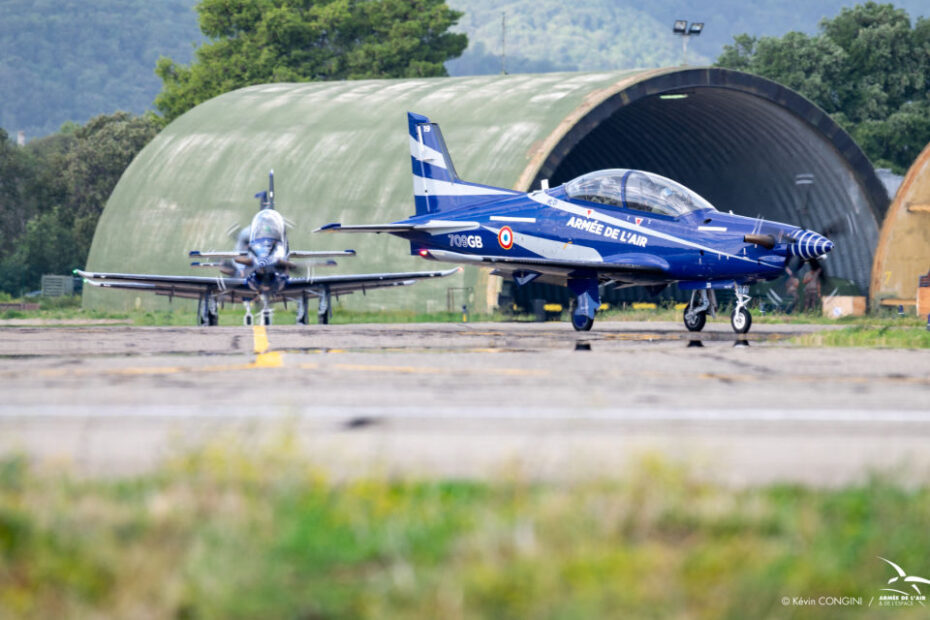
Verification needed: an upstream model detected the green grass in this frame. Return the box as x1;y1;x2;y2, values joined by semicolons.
2;295;928;336
1;444;929;618
794;325;930;348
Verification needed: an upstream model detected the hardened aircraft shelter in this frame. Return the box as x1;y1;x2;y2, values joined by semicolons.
85;68;888;313
870;141;930;310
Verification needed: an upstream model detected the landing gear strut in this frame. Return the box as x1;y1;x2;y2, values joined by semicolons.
259;294;273;326
296;292;309;325
317;286;331;325
242;300;254;326
683;289;715;332
730;285;753;334
568;278;599;332
197;293;219;326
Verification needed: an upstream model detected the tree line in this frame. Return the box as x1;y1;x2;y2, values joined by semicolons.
0;1;927;295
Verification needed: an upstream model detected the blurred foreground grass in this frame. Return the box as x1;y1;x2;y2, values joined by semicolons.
2;442;928;618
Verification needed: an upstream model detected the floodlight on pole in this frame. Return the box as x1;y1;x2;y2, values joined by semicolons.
672;20;703;66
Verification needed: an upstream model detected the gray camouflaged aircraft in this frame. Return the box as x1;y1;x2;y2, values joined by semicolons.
78;171;457;326
317;112;834;334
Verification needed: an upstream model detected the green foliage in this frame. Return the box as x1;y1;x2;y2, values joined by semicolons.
2;448;930;617
155;0;468;122
0;0;202;139
716;2;930;172
445;0;705;76
0;113;158;295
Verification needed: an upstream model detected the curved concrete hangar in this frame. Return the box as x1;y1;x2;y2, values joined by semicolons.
85;68;886;312
870;142;930;310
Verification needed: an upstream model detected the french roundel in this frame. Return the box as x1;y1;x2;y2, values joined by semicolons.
498;226;514;250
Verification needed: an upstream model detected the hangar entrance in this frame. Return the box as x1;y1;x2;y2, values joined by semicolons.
509;74;887;310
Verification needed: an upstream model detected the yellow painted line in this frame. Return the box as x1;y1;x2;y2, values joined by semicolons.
252;351;284;368
632;302;657;310
252;325;270;353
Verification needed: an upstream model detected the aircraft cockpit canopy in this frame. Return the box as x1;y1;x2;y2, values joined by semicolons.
249;210;285;244
564;169;717;217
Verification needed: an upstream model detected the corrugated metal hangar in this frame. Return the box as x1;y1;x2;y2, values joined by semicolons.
84;67;888;313
870;142;930;310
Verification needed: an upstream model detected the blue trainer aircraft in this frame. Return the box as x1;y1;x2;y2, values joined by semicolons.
78;170;457;326
317;112;834;334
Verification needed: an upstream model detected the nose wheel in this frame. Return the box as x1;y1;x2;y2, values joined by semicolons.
730;285;753;334
259;294;273;326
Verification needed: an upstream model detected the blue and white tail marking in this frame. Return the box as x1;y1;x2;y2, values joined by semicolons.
408;112;517;216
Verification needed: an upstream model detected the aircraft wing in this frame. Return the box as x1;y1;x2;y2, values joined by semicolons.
421;250;669;280
76;269;248;300
281;267;460;295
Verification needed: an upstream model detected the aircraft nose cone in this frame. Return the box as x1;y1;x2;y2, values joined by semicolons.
789;231;834;259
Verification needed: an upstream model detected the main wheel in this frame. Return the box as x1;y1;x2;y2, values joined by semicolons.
683;308;706;332
571;314;594;331
207;312;219;326
731;307;752;333
261;313;272;326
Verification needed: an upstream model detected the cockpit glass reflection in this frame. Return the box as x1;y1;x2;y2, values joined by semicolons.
564;169;717;217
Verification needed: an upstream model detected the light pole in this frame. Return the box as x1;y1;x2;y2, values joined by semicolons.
673;20;704;66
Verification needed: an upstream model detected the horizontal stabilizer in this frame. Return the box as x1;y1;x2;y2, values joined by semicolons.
315;223;414;234
316;221;479;235
288;249;356;258
411;220;480;235
189;250;248;259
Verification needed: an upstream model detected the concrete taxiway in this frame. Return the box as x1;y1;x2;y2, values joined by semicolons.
1;321;929;485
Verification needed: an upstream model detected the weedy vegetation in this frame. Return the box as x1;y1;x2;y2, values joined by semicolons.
1;441;929;618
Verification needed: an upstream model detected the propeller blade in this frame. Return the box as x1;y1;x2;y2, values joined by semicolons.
234;255;254;266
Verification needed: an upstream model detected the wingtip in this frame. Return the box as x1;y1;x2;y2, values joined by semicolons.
314;223;341;233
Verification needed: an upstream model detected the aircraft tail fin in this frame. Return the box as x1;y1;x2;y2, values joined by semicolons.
255;169;275;210
408;112;517;216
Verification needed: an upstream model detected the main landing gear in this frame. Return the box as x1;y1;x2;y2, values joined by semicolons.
569;278;599;332
296;292;309;326
683;286;754;334
317;286;332;325
197;293;219;326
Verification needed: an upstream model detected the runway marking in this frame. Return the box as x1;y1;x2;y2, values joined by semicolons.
253;325;270;353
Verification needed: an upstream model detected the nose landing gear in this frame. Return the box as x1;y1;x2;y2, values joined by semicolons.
197;293;219;326
730;285;753;334
683;286;753;334
259;294;273;326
